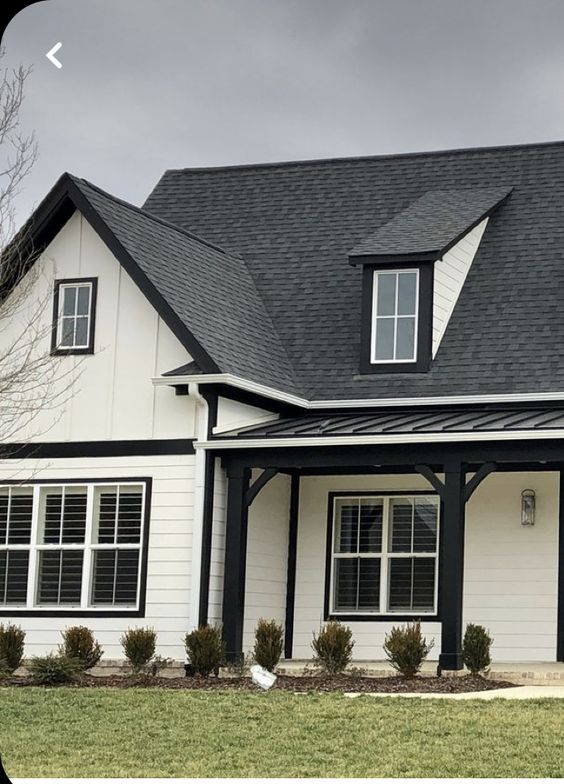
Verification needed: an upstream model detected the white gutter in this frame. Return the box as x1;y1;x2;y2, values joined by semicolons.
197;428;564;450
188;382;208;632
153;373;564;410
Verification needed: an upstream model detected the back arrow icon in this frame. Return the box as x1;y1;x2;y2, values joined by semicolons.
46;42;63;69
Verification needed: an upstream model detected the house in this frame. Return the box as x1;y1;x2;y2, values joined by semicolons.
1;140;564;671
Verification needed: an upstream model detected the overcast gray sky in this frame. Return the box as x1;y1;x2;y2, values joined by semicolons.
4;0;564;224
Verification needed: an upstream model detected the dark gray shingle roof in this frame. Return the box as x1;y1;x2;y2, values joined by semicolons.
142;141;564;401
348;186;511;258
69;177;298;393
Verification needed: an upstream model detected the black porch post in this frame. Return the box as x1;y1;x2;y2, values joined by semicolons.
439;460;466;671
222;464;251;662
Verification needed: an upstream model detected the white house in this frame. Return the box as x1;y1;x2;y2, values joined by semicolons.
1;141;564;671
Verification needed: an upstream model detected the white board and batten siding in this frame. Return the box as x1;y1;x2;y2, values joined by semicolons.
2;210;195;443
291;471;559;663
432;218;488;357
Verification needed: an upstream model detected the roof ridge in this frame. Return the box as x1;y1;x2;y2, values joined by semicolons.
70;175;230;256
162;138;564;174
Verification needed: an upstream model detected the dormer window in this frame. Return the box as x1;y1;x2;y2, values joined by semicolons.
51;278;97;355
372;269;419;363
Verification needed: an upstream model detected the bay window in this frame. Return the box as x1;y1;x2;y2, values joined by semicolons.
0;480;149;614
330;493;439;616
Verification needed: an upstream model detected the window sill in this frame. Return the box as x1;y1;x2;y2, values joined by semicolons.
327;613;439;622
0;607;143;618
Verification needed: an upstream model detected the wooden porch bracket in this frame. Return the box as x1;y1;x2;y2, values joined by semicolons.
245;468;278;508
464;462;497;502
415;464;445;496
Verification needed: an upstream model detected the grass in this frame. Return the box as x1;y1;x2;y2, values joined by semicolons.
1;688;563;777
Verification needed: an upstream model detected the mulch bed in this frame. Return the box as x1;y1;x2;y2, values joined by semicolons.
0;672;517;693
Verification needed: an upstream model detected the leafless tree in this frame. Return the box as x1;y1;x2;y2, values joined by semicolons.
0;50;78;448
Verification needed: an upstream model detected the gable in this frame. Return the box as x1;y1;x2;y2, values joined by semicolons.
0;210;195;442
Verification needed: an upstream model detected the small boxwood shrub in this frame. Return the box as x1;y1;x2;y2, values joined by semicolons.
462;623;493;674
253;619;284;672
383;620;434;678
120;627;156;673
29;653;82;685
0;624;25;675
184;625;225;677
60;626;103;671
311;620;354;675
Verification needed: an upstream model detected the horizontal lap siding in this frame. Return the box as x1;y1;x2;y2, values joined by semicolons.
293;471;559;663
0;454;195;660
464;471;559;662
243;473;290;653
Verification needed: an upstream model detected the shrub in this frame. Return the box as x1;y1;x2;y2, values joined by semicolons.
462;623;493;674
120;627;156;673
0;624;25;675
384;620;434;678
28;653;82;685
253;619;284;672
60;626;103;671
184;625;225;677
311;620;354;675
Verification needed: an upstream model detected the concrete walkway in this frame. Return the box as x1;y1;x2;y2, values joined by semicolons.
344;685;564;700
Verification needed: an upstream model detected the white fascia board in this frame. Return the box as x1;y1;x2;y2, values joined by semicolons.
153;373;564;410
197;428;564;450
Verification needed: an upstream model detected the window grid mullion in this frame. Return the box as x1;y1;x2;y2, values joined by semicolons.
392;272;399;360
80;485;95;608
380;496;389;614
26;485;41;608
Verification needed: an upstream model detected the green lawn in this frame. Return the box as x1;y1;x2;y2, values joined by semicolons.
1;688;563;778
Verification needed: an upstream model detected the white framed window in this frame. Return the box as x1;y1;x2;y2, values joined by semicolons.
330;494;439;615
53;279;96;352
371;269;419;363
0;481;148;612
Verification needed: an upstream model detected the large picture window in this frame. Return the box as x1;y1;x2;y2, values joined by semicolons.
330;494;439;616
0;480;149;614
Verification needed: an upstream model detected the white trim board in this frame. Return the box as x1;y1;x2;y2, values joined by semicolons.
153;373;564;411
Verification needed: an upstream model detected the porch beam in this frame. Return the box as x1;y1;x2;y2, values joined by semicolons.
439;460;466;672
222;465;251;662
245;468;278;508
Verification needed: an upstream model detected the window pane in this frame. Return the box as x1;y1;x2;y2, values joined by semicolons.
334;558;358;611
334;500;358;553
91;549;139;605
388;558;413;611
374;317;394;360
359;500;383;552
389;499;413;552
61;317;75;346
117;491;143;544
76;285;91;315
94;487;143;545
74;316;89;347
37;550;83;605
376;273;396;316
0;489;33;545
414;498;439;552
42;488;87;544
388;557;436;612
62;286;77;315
0;491;7;544
0;550;29;605
396;317;416;360
412;558;436;611
358;558;380;609
397;272;417;315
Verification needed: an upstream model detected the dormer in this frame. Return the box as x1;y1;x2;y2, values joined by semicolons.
349;186;512;374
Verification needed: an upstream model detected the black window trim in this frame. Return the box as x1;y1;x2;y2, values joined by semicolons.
51;277;98;356
0;476;152;618
324;490;441;622
360;261;434;374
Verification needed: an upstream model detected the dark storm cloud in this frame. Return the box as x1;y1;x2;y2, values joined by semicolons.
4;0;564;224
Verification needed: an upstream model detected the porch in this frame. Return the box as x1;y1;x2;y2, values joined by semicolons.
200;407;564;670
